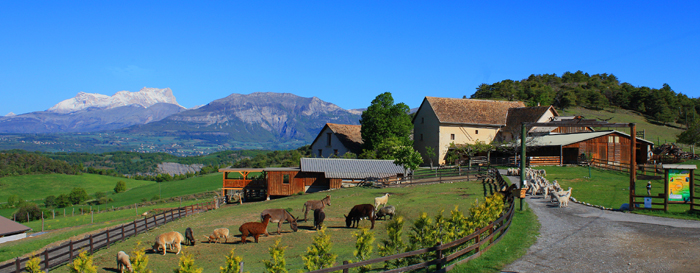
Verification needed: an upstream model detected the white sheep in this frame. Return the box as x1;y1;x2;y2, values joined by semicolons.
374;193;390;210
116;251;133;273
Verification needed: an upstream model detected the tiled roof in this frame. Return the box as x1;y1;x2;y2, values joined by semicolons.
501;106;557;134
327;123;363;154
425;97;525;125
0;215;31;237
301;158;405;179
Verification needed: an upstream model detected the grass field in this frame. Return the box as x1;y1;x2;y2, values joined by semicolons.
52;179;537;273
531;165;700;220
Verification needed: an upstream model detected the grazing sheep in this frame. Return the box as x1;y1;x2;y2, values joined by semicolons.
376;205;395;220
203;228;229;244
240;215;271;244
116;251;133;273
313;208;325;230
374;193;390;210
153;231;184;255
185;227;195;246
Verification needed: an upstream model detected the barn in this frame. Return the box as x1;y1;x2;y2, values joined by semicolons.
0;215;31;244
219;158;405;200
515;130;654;166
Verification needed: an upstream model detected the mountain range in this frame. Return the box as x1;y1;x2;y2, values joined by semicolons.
0;88;362;151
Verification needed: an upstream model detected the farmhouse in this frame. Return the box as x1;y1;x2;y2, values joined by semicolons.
0;215;31;244
515;130;654;166
412;97;526;165
497;106;593;141
309;123;363;158
219;158;404;200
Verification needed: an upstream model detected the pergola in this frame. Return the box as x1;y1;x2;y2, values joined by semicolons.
218;168;266;200
520;119;639;211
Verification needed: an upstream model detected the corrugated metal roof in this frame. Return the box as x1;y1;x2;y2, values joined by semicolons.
515;130;654;147
301;158;405;179
0;215;31;237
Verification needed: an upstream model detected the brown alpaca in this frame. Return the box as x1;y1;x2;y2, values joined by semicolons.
239;215;271;244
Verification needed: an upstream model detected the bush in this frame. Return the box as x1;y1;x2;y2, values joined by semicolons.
115;180;127;193
25;256;45;273
69;188;89;205
353;228;375;273
56;194;72;208
378;216;407;269
302;227;336;271
173;252;203;273
13;203;44;223
44;195;57;208
7;194;20;207
263;239;288;273
151;195;161;201
97;196;113;205
68;251;97;273
94;192;106;200
219;248;243;273
130;242;153;273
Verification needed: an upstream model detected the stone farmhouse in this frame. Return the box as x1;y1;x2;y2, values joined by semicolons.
309;123;363;158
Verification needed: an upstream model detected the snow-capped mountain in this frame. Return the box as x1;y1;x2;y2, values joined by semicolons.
48;87;181;114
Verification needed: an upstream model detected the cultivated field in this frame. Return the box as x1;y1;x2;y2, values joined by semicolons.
51;179;537;273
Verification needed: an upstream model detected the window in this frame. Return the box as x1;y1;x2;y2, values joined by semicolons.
283;174;290;184
608;136;613;143
615;136;620;143
318;149;322;157
421;117;424;124
420;134;423;141
334;149;338;155
450;134;455;140
475;130;479;134
327;133;332;146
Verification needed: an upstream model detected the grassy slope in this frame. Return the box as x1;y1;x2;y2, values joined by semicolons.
53;180;535;273
561;107;686;146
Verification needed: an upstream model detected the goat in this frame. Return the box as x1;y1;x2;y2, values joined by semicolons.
345;204;376;229
184;227;195;246
374;193;390;210
152;231;184;255
116;251;133;273
240;214;271;243
203;228;229;244
302;195;331;222
313;208;325;230
376;205;395;220
558;192;572;208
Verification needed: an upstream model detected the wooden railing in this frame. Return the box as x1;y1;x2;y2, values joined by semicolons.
378;166;490;187
309;168;514;273
0;200;218;273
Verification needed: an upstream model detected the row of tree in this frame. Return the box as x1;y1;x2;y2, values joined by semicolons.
471;71;698;126
0;152;81;178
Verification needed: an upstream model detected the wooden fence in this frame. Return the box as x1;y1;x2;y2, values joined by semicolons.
309;167;515;273
378;166;490;187
0;200;217;273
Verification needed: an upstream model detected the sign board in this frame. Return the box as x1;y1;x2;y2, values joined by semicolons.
644;197;652;208
667;169;691;202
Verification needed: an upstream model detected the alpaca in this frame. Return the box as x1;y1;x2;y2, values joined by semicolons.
240;215;271;243
116;251;133;273
203;228;229;243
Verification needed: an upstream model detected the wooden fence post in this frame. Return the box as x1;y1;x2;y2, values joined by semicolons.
15;257;20;272
122;225;125;242
489;225;495;244
474;229;480;253
134;221;138;235
107;229;110;245
436;242;444;270
44;248;49;270
145;216;149;230
343;261;349;273
91;209;94;223
239;261;244;273
41;211;44;232
69;240;74;259
90;234;94;253
135;204;138;216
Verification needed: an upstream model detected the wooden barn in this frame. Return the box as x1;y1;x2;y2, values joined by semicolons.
219;158;405;200
0;215;31;244
515;130;654;166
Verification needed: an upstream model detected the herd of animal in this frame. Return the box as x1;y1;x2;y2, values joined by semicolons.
507;168;573;208
113;193;397;272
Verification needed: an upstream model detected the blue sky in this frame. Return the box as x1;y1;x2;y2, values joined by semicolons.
1;1;699;115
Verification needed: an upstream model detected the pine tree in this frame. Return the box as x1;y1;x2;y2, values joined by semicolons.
220;248;243;273
353;228;375;273
68;251;97;273
302;227;337;271
263;239;288;273
378;216;406;269
173;252;203;273
130;242;153;273
25;256;45;273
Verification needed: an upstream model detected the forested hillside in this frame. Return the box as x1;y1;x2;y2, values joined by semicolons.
471;71;698;126
0;152;81;178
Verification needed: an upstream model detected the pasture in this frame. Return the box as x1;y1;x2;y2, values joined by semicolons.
52;179;535;273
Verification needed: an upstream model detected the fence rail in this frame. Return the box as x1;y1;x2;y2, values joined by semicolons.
0;200;217;273
377;166;490;187
309;167;514;273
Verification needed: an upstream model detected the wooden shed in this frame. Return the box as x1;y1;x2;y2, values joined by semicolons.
516;130;654;166
264;167;341;198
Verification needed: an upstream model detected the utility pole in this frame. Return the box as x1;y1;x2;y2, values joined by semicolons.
520;123;527;211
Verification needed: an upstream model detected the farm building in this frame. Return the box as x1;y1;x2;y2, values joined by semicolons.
309;123;363;158
497;106;593;141
511;130;654;166
219;158;405;200
0;215;31;244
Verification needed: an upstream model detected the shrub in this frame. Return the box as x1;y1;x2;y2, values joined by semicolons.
173;252;203;273
353;228;375;273
69;188;89;205
130;242;153;273
25;256;45;273
263;239;288;273
302;227;337;271
44;195;56;208
56;194;72;208
151;195;161;201
378;216;406;269
13;203;43;223
97;196;113;205
94;192;106;200
7;194;19;207
114;180;127;193
219;248;243;273
68;251;97;273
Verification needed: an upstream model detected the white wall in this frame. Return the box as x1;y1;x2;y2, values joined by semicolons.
0;233;27;244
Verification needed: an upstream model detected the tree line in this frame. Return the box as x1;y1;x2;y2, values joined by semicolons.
471;71;698;126
0;152;81;178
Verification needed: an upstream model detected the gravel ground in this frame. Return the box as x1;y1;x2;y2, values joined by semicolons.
500;171;700;273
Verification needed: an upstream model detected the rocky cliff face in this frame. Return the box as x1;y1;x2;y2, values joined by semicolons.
48;87;181;114
127;92;361;144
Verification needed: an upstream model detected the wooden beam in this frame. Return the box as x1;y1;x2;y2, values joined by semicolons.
525;121;630;128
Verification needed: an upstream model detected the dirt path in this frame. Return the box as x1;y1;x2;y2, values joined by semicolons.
500;171;700;273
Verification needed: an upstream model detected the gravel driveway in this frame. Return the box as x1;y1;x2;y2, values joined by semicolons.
500;171;700;273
